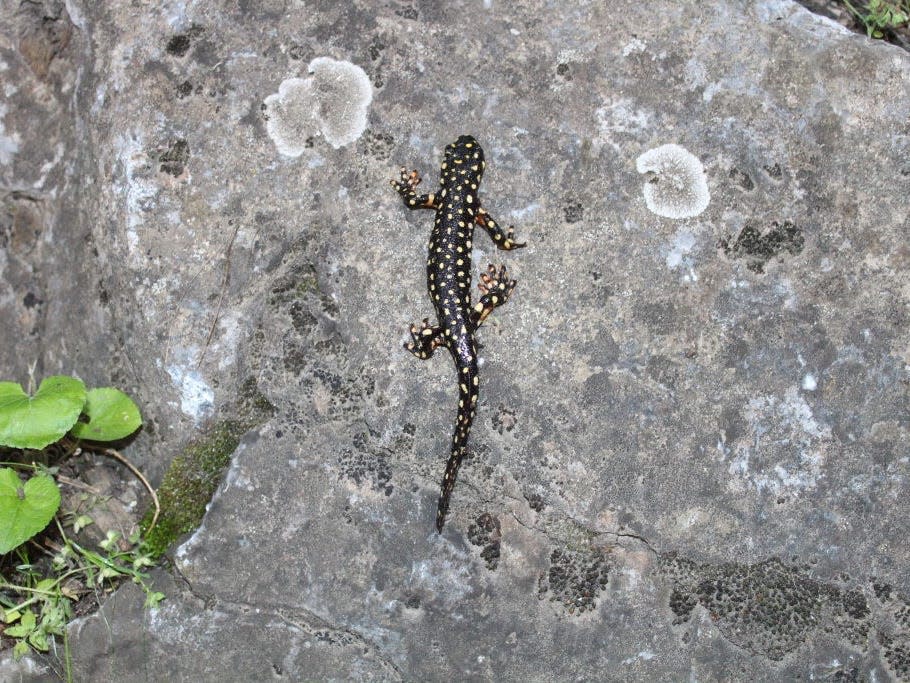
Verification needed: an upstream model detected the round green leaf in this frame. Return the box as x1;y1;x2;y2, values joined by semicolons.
0;376;86;449
69;387;142;442
0;468;61;554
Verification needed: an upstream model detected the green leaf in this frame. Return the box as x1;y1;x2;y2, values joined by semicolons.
0;468;61;554
73;514;94;533
28;629;49;651
0;376;86;449
40;601;67;633
4;609;36;637
145;591;165;609
99;530;121;551
100;565;122;579
69;387;141;442
35;578;56;592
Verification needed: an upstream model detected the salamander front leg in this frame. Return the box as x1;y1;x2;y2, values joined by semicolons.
404;317;444;359
470;264;517;328
474;207;526;250
390;167;438;210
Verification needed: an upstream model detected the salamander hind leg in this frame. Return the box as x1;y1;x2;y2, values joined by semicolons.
404;318;444;359
390;167;438;210
471;263;517;328
474;208;526;250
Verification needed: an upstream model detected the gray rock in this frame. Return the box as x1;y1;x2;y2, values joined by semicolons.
1;0;908;680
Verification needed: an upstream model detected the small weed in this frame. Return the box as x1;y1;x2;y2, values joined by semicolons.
841;0;909;38
0;365;161;674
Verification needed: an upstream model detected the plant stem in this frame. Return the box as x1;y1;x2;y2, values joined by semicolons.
101;447;161;534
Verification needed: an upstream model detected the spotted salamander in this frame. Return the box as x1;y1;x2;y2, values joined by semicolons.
391;135;526;532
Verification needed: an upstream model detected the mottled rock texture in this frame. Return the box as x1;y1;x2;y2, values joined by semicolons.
1;0;908;680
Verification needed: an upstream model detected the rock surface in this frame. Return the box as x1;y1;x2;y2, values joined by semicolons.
1;0;909;680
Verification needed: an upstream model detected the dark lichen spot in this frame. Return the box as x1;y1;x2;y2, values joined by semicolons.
360;130;395;161
556;63;571;78
394;6;418;20
830;666;860;682
368;38;386;61
524;491;545;512
288;300;319;334
871;585;910;678
176;80;193;98
669;586;699;623
717;221;804;273
338;435;393;497
23;291;42;308
563;201;584;224
729;166;755;191
658;554;871;661
159;139;190;176
288;44;305;60
764;162;782;179
166;34;192;57
467;513;502;570
166;26;204;58
538;546;611;615
492;404;517;434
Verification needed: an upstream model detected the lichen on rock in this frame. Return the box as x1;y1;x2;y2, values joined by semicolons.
263;57;373;154
636;143;710;218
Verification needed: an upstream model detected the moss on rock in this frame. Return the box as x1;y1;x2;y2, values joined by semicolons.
141;380;274;558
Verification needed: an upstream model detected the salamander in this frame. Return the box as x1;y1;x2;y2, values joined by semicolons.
391;134;526;532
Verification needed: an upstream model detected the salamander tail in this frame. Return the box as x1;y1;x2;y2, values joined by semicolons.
435;353;478;532
435;446;465;532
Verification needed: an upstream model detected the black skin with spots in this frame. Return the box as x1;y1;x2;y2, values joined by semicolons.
391;135;526;532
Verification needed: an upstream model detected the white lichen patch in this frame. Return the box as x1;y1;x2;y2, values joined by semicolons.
636;144;710;219
594;99;652;153
666;229;698;281
263;57;372;154
166;359;215;422
263;77;316;157
409;553;473;607
801;373;817;391
621;37;646;57
0;103;20;166
725;386;832;495
113;133;160;259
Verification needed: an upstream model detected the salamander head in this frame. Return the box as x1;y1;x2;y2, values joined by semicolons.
443;135;485;181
